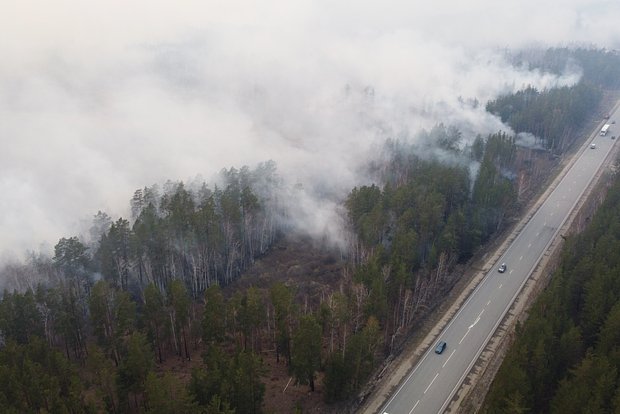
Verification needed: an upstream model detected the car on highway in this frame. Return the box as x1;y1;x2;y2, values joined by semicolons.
590;143;596;149
498;263;507;273
613;136;617;140
435;341;447;354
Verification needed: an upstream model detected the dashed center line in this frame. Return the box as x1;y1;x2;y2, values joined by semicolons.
499;283;503;289
424;373;439;394
443;349;456;368
407;399;420;414
459;329;469;344
519;255;523;261
487;300;491;306
528;243;532;248
469;311;483;330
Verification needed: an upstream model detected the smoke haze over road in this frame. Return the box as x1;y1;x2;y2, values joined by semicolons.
1;0;618;258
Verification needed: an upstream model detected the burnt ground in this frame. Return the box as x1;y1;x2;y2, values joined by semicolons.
228;234;345;306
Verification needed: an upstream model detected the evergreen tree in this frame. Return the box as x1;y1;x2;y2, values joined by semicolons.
291;314;322;391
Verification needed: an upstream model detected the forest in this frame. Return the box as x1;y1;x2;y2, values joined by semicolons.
487;47;620;152
0;47;618;413
0;128;519;413
483;167;620;413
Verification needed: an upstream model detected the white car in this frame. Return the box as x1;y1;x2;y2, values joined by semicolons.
498;263;507;273
590;143;596;149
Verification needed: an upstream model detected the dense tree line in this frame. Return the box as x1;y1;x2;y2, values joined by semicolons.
98;162;281;298
0;163;284;412
337;128;518;400
483;172;620;413
488;48;620;152
486;82;601;151
0;273;385;411
514;47;620;89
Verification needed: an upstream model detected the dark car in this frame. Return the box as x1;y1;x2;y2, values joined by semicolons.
498;263;507;273
435;341;447;354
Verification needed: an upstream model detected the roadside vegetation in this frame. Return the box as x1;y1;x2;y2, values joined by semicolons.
483;166;620;413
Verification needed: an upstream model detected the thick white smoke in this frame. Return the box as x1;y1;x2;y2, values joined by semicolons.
1;0;618;259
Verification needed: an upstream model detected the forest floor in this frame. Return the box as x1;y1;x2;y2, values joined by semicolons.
155;233;346;413
228;234;346;414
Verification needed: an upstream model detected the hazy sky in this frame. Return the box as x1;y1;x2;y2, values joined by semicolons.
1;0;619;259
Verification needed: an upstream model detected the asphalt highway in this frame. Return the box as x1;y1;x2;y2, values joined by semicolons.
380;106;619;414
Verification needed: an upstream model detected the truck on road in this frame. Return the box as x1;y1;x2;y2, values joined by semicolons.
601;124;611;136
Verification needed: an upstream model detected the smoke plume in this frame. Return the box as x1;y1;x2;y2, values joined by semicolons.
1;0;618;259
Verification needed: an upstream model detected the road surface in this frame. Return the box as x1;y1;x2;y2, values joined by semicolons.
380;106;620;414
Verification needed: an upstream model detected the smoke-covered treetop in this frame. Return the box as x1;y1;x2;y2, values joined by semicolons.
1;0;619;259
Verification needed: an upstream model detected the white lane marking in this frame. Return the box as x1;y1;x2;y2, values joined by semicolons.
442;350;456;368
544;222;547;226
528;243;532;248
469;310;484;330
499;283;503;289
509;270;514;274
487;300;491;306
536;232;540;236
407;400;420;414
424;373;439;394
459;329;469;344
519;256;523;261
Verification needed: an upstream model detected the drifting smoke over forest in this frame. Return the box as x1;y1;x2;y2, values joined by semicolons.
1;1;619;262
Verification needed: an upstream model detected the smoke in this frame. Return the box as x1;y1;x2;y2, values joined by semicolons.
1;0;619;259
516;132;547;150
